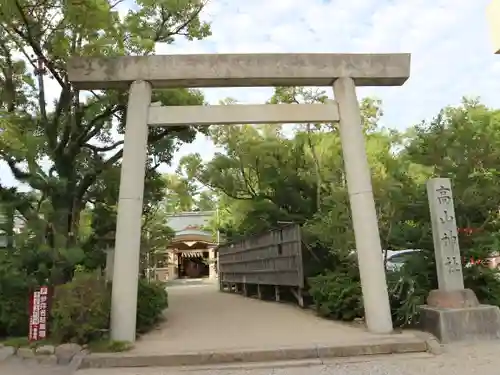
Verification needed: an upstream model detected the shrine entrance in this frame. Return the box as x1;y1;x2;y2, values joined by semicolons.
178;255;209;279
68;52;411;342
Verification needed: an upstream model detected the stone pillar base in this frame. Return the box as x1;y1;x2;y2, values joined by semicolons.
419;288;500;343
426;288;479;309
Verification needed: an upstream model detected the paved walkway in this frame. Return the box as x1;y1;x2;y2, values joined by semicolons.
131;279;419;354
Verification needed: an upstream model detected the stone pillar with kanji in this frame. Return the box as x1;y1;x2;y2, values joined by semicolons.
419;178;500;342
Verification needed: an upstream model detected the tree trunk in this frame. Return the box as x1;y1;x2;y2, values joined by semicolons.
49;191;83;249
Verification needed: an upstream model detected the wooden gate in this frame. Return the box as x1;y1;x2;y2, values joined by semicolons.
217;224;305;306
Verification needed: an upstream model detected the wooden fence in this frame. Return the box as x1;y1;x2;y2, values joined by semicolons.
217;224;306;306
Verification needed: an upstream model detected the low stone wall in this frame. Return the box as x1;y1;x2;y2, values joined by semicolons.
0;342;87;368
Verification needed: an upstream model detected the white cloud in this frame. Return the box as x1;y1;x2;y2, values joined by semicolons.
2;0;499;188
156;0;500;169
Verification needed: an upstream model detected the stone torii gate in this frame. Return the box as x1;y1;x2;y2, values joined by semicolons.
68;53;411;343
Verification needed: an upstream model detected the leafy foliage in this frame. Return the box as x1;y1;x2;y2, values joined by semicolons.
0;254;34;337
182;89;500;327
49;272;169;344
50;270;110;344
0;0;210;266
386;250;436;327
0;0;206;342
308;266;363;321
387;235;500;327
136;278;168;334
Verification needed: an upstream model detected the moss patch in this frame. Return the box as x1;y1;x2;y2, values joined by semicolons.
87;338;133;353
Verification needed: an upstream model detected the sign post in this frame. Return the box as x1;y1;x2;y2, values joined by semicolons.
426;178;465;292
29;286;50;342
419;178;500;343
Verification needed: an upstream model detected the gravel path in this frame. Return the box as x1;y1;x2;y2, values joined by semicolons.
75;340;500;375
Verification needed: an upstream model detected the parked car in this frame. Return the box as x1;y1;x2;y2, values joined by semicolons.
384;249;421;272
348;249;421;272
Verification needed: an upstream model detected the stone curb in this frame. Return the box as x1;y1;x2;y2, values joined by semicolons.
79;337;428;369
69;350;89;372
410;330;445;355
425;338;444;355
0;343;86;367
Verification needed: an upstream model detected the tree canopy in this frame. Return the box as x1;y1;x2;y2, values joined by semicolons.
0;0;211;280
179;89;500;262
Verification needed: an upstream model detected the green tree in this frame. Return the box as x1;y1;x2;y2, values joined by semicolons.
80;166;171;270
0;0;211;252
162;173;197;212
196;190;216;211
140;201;175;277
0;198;15;248
174;92;500;327
179;122;318;238
405;99;500;233
180;88;412;249
402;98;500;258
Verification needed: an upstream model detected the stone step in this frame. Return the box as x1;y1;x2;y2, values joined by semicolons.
78;336;429;369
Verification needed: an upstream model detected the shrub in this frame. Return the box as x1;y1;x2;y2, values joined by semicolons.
308;244;500;328
386;249;436;327
0;244;89;339
388;238;500;328
39;270;167;344
461;232;500;307
463;265;500;306
136;278;168;334
0;256;34;337
308;265;364;321
50;271;110;344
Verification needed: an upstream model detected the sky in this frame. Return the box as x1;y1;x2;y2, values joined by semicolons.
1;0;500;190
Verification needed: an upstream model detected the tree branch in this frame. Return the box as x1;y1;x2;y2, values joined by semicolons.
78;104;125;146
0;186;39;224
9;0;65;88
84;140;124;153
0;39;17;112
76;127;185;203
0;153;47;192
166;2;207;39
238;158;258;197
53;87;73;152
